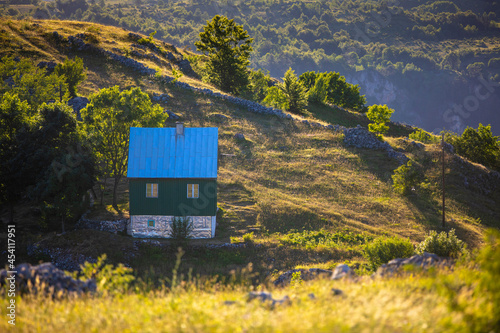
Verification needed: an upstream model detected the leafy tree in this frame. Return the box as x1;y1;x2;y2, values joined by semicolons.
278;68;308;114
448;124;500;170
262;86;287;110
0;92;33;223
299;71;366;111
195;15;253;94
81;86;168;211
54;56;87;98
246;68;271;101
30;102;94;232
307;72;329;104
366;104;394;137
0;56;68;112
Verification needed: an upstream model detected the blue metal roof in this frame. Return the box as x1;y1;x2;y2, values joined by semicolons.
127;127;218;178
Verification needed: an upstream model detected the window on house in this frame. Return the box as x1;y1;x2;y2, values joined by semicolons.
148;219;155;227
187;184;199;198
146;183;158;198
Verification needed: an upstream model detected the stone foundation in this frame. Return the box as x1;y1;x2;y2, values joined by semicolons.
129;215;216;239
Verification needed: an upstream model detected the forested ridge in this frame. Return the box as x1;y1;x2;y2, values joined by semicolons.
3;0;500;133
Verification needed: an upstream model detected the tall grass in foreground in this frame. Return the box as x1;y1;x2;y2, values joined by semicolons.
1;229;499;332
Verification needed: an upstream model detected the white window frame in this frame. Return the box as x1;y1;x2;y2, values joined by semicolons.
187;184;199;198
146;183;158;198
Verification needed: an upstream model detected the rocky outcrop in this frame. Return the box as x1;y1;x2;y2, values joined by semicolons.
0;262;96;296
37;61;57;73
67;96;89;120
454;154;500;195
344;125;409;164
27;244;96;272
374;252;454;278
151;93;169;104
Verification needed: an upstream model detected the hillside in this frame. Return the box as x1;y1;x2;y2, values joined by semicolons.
1;19;499;286
2;0;500;134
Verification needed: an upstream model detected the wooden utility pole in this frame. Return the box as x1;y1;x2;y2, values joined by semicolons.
441;133;445;228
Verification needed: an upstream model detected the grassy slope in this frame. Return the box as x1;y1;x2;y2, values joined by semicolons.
1;19;499;280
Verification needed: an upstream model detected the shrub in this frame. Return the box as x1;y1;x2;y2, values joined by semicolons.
409;128;438;143
366;104;394;137
242;232;255;244
280;229;373;249
75;254;135;295
169;217;194;240
363;237;414;270
392;160;421;195
291;271;303;287
416;229;465;258
138;30;156;45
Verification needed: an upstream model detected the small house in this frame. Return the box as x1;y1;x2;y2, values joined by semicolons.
127;123;218;238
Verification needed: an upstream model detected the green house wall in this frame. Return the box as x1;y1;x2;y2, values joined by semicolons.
129;178;217;216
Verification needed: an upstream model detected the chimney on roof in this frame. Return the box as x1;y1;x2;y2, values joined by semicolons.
176;122;184;136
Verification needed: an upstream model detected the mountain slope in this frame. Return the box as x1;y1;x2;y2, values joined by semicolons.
1;19;499;279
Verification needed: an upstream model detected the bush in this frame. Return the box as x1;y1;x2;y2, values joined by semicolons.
363;237;414;270
392;160;421;195
75;254;135;295
416;229;465;258
169;217;194;240
242;232;255;244
409;128;438;143
366;104;394;137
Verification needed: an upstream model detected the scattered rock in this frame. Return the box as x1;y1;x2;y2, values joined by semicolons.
331;264;355;280
0;262;96;297
273;268;332;287
37;61;57;73
165;109;180;120
27;243;97;272
247;291;290;307
210;113;230;121
375;252;454;278
234;133;246;141
151;93;169;103
331;288;344;296
67;96;89;120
